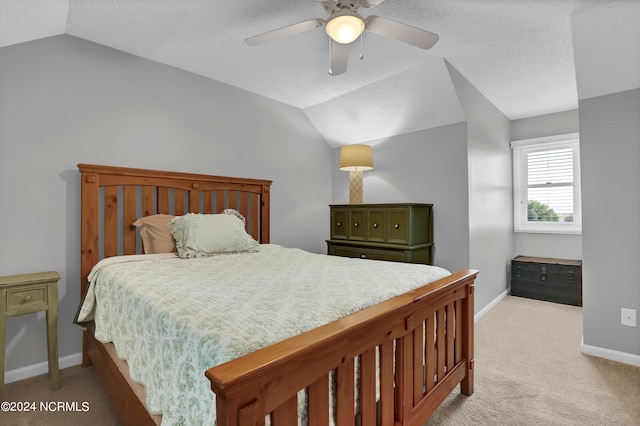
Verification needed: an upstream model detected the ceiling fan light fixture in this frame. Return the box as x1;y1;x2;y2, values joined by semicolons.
325;13;365;44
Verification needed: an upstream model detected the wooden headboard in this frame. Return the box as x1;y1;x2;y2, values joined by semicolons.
78;164;272;296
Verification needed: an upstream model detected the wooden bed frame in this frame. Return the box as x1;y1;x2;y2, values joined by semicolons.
79;163;478;426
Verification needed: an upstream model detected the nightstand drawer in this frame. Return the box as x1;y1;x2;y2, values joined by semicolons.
6;286;48;311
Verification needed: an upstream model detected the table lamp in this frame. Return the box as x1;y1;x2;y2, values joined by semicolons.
339;144;373;204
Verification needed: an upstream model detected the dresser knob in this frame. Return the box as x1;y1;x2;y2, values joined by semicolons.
373;223;378;228
24;295;32;301
354;222;359;227
337;222;342;227
394;224;400;229
360;254;367;259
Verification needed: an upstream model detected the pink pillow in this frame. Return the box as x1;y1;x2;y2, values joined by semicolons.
133;214;176;254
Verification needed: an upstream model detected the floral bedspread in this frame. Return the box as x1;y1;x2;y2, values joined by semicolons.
77;244;450;425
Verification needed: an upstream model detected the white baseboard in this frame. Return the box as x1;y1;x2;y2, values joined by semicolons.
581;340;640;367
4;352;83;384
474;288;509;323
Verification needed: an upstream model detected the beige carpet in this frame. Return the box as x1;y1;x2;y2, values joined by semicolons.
1;363;121;425
2;296;639;425
426;296;640;425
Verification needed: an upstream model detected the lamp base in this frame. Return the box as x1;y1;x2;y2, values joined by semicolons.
349;170;363;204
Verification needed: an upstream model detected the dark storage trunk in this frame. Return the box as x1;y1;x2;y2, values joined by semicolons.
511;256;582;306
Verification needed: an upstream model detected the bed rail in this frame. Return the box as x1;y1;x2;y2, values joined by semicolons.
207;269;477;425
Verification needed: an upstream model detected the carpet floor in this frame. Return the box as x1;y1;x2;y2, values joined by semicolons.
1;296;638;425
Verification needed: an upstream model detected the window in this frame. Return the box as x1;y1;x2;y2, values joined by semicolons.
511;133;581;234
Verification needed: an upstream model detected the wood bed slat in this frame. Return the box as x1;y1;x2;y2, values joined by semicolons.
413;323;425;405
307;374;329;426
455;300;462;363
359;349;376;426
271;395;297;425
436;309;445;381
189;189;200;213
239;192;249;225
104;186;119;258
461;284;475;395
395;334;412;421
141;186;154;217
228;191;238;211
425;314;436;392
123;186;137;255
250;193;260;241
238;401;263;426
157;187;170;215
379;340;394;425
203;191;213;214
335;359;355;426
216;191;225;213
174;190;185;216
446;303;455;371
260;184;270;244
80;172;99;298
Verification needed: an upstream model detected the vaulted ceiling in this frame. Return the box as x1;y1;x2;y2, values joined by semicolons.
1;0;638;147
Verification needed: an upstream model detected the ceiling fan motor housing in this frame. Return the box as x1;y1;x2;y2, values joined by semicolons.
321;0;378;16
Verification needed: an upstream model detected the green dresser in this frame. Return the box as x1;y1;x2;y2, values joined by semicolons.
326;203;434;264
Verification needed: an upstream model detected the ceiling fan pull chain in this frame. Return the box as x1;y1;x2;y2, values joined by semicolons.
329;38;333;74
360;32;364;60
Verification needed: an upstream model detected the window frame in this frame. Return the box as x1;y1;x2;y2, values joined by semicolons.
511;133;582;234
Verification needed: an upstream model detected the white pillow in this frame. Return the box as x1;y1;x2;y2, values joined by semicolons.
167;211;259;259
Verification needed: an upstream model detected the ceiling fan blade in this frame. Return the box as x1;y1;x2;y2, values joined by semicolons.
362;0;386;7
245;19;324;47
329;40;349;76
364;16;439;50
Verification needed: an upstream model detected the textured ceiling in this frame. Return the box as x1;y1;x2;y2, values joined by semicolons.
1;0;639;147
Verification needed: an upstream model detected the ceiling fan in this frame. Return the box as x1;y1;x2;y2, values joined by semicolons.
244;0;439;76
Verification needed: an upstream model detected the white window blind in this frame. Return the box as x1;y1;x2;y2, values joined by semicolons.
511;133;581;234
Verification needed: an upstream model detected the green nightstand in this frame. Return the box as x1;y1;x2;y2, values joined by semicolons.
0;271;60;400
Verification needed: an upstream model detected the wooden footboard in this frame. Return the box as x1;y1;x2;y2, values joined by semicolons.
207;269;477;425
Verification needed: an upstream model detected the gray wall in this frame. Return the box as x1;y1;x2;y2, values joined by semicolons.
330;62;513;315
331;122;470;273
511;110;583;260
447;63;514;312
0;35;332;373
579;88;640;357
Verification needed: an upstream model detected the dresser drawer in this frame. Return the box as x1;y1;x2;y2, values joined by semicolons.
330;208;348;239
366;208;386;242
329;245;405;262
6;286;48;311
348;209;366;241
387;208;410;244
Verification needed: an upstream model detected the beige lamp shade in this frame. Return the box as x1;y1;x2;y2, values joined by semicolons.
325;13;365;44
339;144;373;171
340;144;373;204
